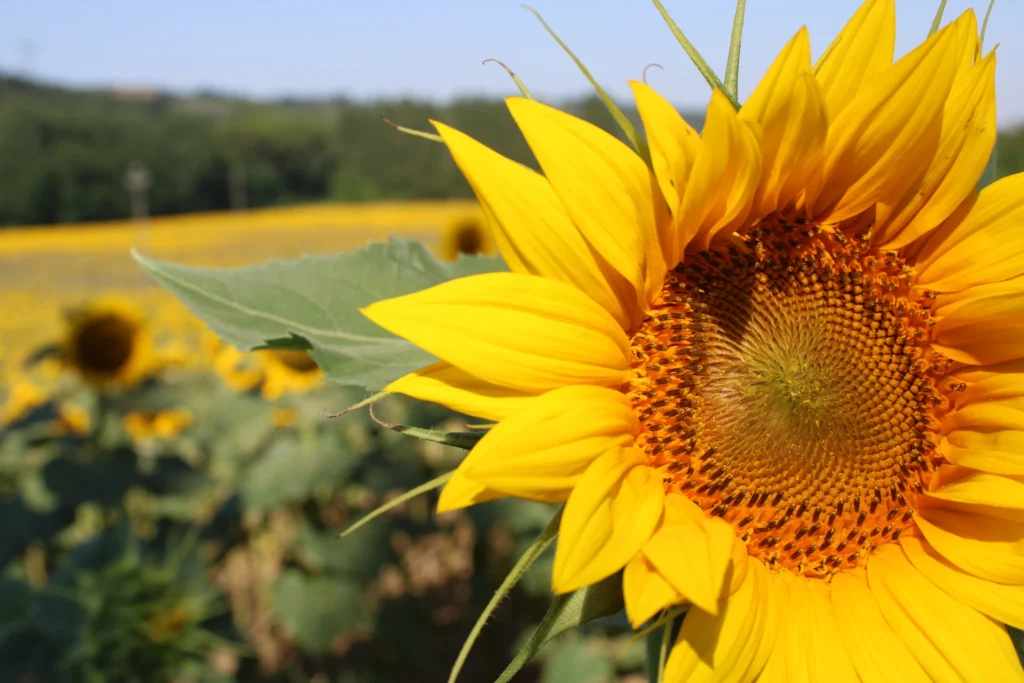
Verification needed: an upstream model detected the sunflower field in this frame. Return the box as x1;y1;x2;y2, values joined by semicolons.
6;0;1024;681
0;202;648;682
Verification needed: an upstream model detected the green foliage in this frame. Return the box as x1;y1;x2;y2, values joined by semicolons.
497;572;626;683
272;569;363;654
134;239;506;390
0;74;709;226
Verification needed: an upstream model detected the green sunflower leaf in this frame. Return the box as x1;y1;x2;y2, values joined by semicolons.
495;571;625;683
133;238;506;391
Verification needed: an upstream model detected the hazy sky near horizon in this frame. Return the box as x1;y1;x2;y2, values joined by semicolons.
1;1;1021;125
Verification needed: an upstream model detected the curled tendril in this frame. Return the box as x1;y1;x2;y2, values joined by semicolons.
379;115;443;143
642;63;664;85
483;58;535;99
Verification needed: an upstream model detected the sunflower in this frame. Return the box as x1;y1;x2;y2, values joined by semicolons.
256;350;323;401
52;402;92;437
64;296;153;389
202;330;263;393
122;408;193;443
363;3;1024;679
0;379;49;425
436;210;496;262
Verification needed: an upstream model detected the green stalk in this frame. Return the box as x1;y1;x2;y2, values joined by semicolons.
928;0;948;36
725;0;748;101
651;0;738;109
447;508;562;683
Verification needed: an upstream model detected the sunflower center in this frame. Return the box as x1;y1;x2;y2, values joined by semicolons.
627;218;951;577
75;316;137;375
272;350;320;373
453;221;485;255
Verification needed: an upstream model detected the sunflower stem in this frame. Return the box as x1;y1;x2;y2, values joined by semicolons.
724;0;747;101
339;471;452;538
657;612;674;681
651;0;738;110
928;0;948;36
483;59;535;99
980;0;996;51
368;401;484;449
324;390;389;419
522;5;651;164
380;115;443;143
447;508;562;683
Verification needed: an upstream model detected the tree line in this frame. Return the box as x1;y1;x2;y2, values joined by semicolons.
0;74;1021;227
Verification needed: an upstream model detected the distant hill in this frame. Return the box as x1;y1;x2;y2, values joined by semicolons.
0;73;1018;227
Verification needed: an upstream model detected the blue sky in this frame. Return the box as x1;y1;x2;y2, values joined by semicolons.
1;1;1021;125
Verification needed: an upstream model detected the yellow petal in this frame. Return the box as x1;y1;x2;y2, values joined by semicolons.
932;280;1024;366
663;558;772;683
813;19;961;223
387;362;537;421
902;534;1024;630
432;121;638;329
954;357;1024;384
948;403;1024;432
805;579;859;682
877;49;996;249
927;470;1024;512
552;447;663;593
829;569;931;682
740;28;827;217
623;553;681;628
868;544;1024;682
642;497;735;616
763;574;859;683
506;97;665;310
915;173;1024;292
813;0;895;122
679;89;762;251
361;272;630;393
957;371;1024;408
437;469;507;513
778;575;814;683
630;81;698;215
630;80;699;266
756;572;792;683
940;430;1024;475
915;505;1024;583
462;385;637;502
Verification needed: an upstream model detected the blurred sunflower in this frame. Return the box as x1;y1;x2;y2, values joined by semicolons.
257;350;323;401
52;403;92;437
202;331;262;392
436;210;495;262
364;3;1024;679
122;408;193;443
0;379;49;425
64;296;153;390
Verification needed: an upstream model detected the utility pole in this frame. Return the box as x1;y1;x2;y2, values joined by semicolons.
124;161;152;258
124;161;151;221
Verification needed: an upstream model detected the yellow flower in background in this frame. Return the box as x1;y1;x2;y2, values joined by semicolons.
270;407;298;428
203;331;263;393
257;350;323;401
203;331;322;399
436;210;496;262
63;296;154;390
122;408;193;443
0;380;49;425
52;403;92;437
364;3;1024;679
